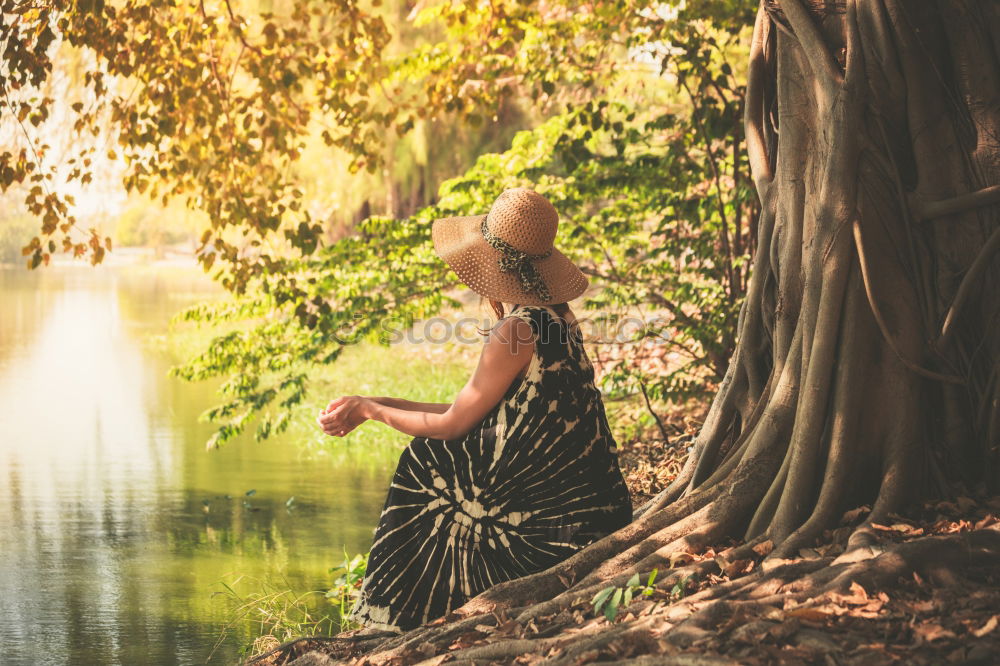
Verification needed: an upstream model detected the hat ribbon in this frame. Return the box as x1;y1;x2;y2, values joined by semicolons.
481;216;552;301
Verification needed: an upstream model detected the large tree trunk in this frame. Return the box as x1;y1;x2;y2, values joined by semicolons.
255;2;1000;663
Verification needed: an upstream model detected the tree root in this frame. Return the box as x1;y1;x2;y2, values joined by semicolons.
262;527;1000;665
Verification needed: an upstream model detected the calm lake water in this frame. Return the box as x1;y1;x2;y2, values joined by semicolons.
0;264;396;665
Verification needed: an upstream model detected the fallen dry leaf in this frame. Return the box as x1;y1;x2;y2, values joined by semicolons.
973;615;998;638
914;622;956;643
668;551;695;567
974;515;998;530
491;619;521;638
784;607;831;623
447;631;486;650
905;599;936;613
841;505;871;523
871;522;921;535
723;558;754;577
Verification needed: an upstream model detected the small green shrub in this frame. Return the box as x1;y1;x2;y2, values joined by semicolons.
670;574;696;600
592;569;658;622
326;551;369;631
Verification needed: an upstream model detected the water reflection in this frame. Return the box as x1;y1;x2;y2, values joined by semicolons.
0;265;393;665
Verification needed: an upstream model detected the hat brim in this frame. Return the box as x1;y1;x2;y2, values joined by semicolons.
431;214;589;306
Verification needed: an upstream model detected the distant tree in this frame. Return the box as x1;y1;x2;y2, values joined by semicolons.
0;213;36;264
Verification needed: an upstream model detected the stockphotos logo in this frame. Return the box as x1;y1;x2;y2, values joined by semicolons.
330;312;676;346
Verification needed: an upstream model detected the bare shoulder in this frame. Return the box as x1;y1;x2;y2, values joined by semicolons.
486;314;535;356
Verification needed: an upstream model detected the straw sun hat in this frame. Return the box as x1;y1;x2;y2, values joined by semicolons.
431;188;588;306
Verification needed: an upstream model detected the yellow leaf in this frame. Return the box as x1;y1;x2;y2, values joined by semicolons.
785;607;829;623
668;552;694;567
973;615;998;638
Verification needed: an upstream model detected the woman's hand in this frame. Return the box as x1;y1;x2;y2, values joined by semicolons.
317;395;371;437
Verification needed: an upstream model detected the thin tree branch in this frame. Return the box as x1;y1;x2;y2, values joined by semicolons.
636;376;672;445
2;88;91;245
645;291;704;335
678;76;735;294
223;0;262;54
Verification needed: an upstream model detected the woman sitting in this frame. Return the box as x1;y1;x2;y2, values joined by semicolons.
318;188;632;632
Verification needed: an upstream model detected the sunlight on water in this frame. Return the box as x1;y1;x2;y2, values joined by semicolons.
2;282;169;507
0;265;396;665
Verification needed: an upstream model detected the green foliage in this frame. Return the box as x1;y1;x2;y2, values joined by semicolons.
437;70;757;403
593;569;658;622
164;301;474;449
590;569;698;622
213;574;337;661
212;552;368;658
325;551;369;631
5;0;759;445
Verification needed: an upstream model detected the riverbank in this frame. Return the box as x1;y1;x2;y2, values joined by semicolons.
0;264;468;665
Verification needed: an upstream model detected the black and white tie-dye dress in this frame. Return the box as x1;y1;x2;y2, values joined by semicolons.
349;304;632;632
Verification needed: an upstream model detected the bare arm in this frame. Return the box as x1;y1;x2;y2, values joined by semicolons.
318;316;535;440
369;397;450;414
